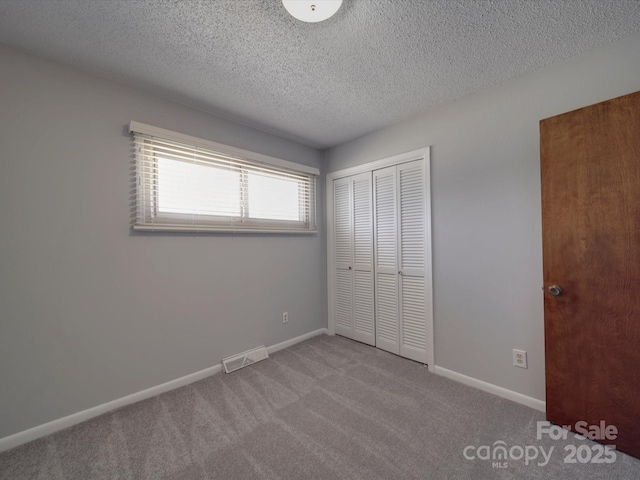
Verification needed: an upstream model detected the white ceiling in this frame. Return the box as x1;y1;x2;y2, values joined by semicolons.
1;0;639;148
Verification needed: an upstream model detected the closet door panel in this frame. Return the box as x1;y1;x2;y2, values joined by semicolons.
374;167;399;354
398;160;428;361
353;173;373;270
354;270;375;345
335;268;354;337
376;273;399;354
352;172;375;345
398;160;426;277
399;275;427;362
333;177;354;338
374;168;397;275
334;178;353;271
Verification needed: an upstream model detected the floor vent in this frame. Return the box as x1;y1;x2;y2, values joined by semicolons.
222;346;269;373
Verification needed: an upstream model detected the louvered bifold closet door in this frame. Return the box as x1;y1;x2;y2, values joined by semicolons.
373;166;400;355
397;160;428;363
352;172;375;346
333;177;354;338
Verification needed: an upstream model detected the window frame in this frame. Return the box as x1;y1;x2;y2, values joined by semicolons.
130;121;318;233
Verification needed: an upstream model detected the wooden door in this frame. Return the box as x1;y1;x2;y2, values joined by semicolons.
541;91;640;458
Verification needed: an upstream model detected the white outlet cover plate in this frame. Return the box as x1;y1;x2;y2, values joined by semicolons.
513;349;527;369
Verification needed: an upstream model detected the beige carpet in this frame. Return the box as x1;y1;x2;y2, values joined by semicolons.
0;334;638;479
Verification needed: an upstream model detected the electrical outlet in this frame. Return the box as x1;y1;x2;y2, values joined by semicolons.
282;312;289;324
513;349;527;369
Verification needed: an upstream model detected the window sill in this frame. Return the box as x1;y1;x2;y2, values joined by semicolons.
132;225;317;234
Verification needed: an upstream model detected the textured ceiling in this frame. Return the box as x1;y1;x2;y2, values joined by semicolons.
1;1;639;148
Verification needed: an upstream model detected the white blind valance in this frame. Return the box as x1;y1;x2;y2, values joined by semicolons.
130;122;317;233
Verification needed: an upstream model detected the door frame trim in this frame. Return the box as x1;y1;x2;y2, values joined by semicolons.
326;147;434;370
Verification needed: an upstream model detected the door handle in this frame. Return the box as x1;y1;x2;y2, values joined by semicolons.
548;285;563;296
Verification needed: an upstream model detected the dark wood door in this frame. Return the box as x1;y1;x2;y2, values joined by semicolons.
541;91;640;458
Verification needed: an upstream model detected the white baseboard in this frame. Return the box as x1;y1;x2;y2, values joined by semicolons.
266;328;328;355
433;365;546;412
0;328;328;453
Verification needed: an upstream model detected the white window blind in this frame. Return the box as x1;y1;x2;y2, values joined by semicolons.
130;122;318;233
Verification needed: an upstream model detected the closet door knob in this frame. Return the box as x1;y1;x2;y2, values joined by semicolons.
348;266;352;270
398;270;403;275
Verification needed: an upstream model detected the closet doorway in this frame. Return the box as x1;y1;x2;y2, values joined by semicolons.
327;148;434;369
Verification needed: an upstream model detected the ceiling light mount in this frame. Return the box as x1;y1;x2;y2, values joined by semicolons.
282;0;343;23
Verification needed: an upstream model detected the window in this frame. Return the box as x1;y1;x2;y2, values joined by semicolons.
130;122;318;233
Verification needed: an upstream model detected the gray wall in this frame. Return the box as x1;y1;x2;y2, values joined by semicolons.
0;44;326;438
327;33;640;402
